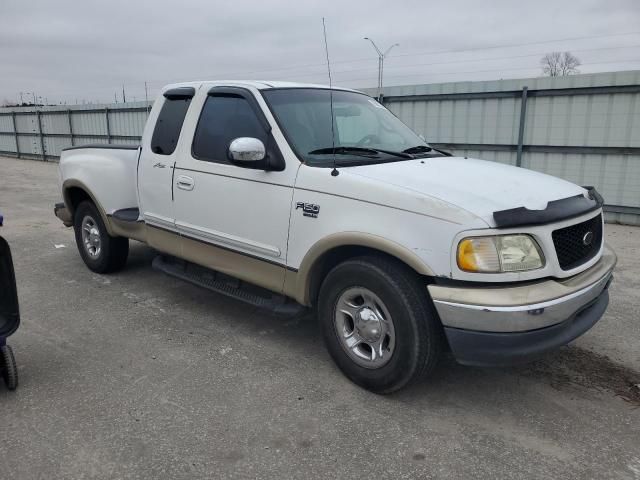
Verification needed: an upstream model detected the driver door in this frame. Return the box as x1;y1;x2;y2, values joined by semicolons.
172;87;297;293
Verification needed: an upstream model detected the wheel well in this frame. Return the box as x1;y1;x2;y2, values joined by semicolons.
65;187;92;215
307;245;431;306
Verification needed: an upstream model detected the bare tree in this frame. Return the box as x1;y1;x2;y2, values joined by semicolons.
540;51;581;76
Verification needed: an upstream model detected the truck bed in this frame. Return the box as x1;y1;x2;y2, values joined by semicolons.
59;144;140;219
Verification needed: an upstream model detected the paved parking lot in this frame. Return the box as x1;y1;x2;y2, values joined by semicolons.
0;155;639;479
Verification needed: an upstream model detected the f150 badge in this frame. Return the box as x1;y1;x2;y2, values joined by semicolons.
296;202;320;218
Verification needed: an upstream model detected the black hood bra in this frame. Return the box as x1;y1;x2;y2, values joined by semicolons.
493;187;604;228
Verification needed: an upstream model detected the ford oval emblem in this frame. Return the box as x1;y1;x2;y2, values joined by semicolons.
582;231;594;246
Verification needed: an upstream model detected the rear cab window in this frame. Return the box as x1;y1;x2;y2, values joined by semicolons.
150;87;195;155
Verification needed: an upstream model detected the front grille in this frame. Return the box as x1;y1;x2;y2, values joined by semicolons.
552;214;603;270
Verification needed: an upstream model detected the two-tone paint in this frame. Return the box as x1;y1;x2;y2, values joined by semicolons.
55;80;616;366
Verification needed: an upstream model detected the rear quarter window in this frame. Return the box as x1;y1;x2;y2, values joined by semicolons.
151;96;193;155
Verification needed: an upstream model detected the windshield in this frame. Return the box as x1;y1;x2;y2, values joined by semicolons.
261;88;430;166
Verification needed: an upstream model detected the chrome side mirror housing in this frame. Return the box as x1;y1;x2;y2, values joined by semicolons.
228;137;266;163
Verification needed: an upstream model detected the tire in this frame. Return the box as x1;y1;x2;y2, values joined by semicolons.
1;344;18;391
73;200;129;273
318;256;443;394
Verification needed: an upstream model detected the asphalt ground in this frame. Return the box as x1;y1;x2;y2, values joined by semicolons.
0;156;639;479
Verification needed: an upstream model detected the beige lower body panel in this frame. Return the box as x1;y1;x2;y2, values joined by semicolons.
146;225;287;295
180;235;286;294
109;218;147;243
146;225;182;258
283;269;306;306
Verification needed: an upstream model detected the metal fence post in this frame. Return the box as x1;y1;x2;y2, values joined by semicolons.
67;110;75;147
516;86;528;167
67;110;74;146
36;110;46;161
105;108;111;144
11;112;20;158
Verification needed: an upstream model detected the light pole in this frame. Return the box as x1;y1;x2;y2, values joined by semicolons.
364;37;399;101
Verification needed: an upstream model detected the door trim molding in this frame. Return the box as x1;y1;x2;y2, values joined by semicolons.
177;221;282;258
146;223;295;271
143;212;175;231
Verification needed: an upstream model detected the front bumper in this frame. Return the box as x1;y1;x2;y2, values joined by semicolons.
428;245;616;366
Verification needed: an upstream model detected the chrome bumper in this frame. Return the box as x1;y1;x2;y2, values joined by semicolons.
428;245;616;366
428;245;616;333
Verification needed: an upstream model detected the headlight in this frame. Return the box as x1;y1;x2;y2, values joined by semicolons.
457;235;544;273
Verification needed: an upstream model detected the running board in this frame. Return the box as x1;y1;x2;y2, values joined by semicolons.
152;255;307;317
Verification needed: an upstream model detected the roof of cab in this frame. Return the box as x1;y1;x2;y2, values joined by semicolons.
161;80;361;94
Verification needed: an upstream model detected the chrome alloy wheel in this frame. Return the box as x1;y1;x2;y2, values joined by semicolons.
81;215;102;259
334;287;396;368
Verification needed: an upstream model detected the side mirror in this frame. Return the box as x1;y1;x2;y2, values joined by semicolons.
228;137;266;163
0;237;20;338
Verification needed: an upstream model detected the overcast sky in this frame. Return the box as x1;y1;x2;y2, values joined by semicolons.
1;0;639;105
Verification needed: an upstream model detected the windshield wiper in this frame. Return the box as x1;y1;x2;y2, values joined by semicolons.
309;146;412;159
403;145;453;157
402;145;433;154
309;146;379;157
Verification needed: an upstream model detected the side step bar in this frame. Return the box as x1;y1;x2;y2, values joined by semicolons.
152;255;307;317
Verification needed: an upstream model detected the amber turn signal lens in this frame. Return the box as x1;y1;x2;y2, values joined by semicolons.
456;235;544;273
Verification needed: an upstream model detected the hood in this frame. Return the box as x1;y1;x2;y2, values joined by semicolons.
345;157;587;226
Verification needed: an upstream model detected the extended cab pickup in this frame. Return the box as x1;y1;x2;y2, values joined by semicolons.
55;81;616;393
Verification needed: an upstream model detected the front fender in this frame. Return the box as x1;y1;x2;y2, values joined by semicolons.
285;231;436;306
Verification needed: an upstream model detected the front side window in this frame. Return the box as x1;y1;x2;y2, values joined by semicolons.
192;95;267;163
150;96;192;155
262;88;433;167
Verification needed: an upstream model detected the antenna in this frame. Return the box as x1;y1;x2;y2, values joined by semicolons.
322;18;339;177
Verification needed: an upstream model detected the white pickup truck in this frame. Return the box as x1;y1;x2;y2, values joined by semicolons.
54;81;616;393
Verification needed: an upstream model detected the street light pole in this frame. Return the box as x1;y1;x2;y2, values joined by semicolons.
364;37;399;102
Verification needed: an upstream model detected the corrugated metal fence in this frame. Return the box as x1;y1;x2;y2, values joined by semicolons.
0;101;150;159
1;71;639;224
373;71;640;225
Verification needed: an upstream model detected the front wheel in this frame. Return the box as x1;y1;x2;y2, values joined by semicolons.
318;256;443;394
73;201;129;273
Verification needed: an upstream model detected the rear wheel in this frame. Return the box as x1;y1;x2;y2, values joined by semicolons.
73;201;129;273
318;256;443;394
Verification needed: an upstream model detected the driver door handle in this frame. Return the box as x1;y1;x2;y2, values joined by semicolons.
176;175;195;191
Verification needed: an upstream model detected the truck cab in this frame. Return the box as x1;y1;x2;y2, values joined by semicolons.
54;81;616;393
